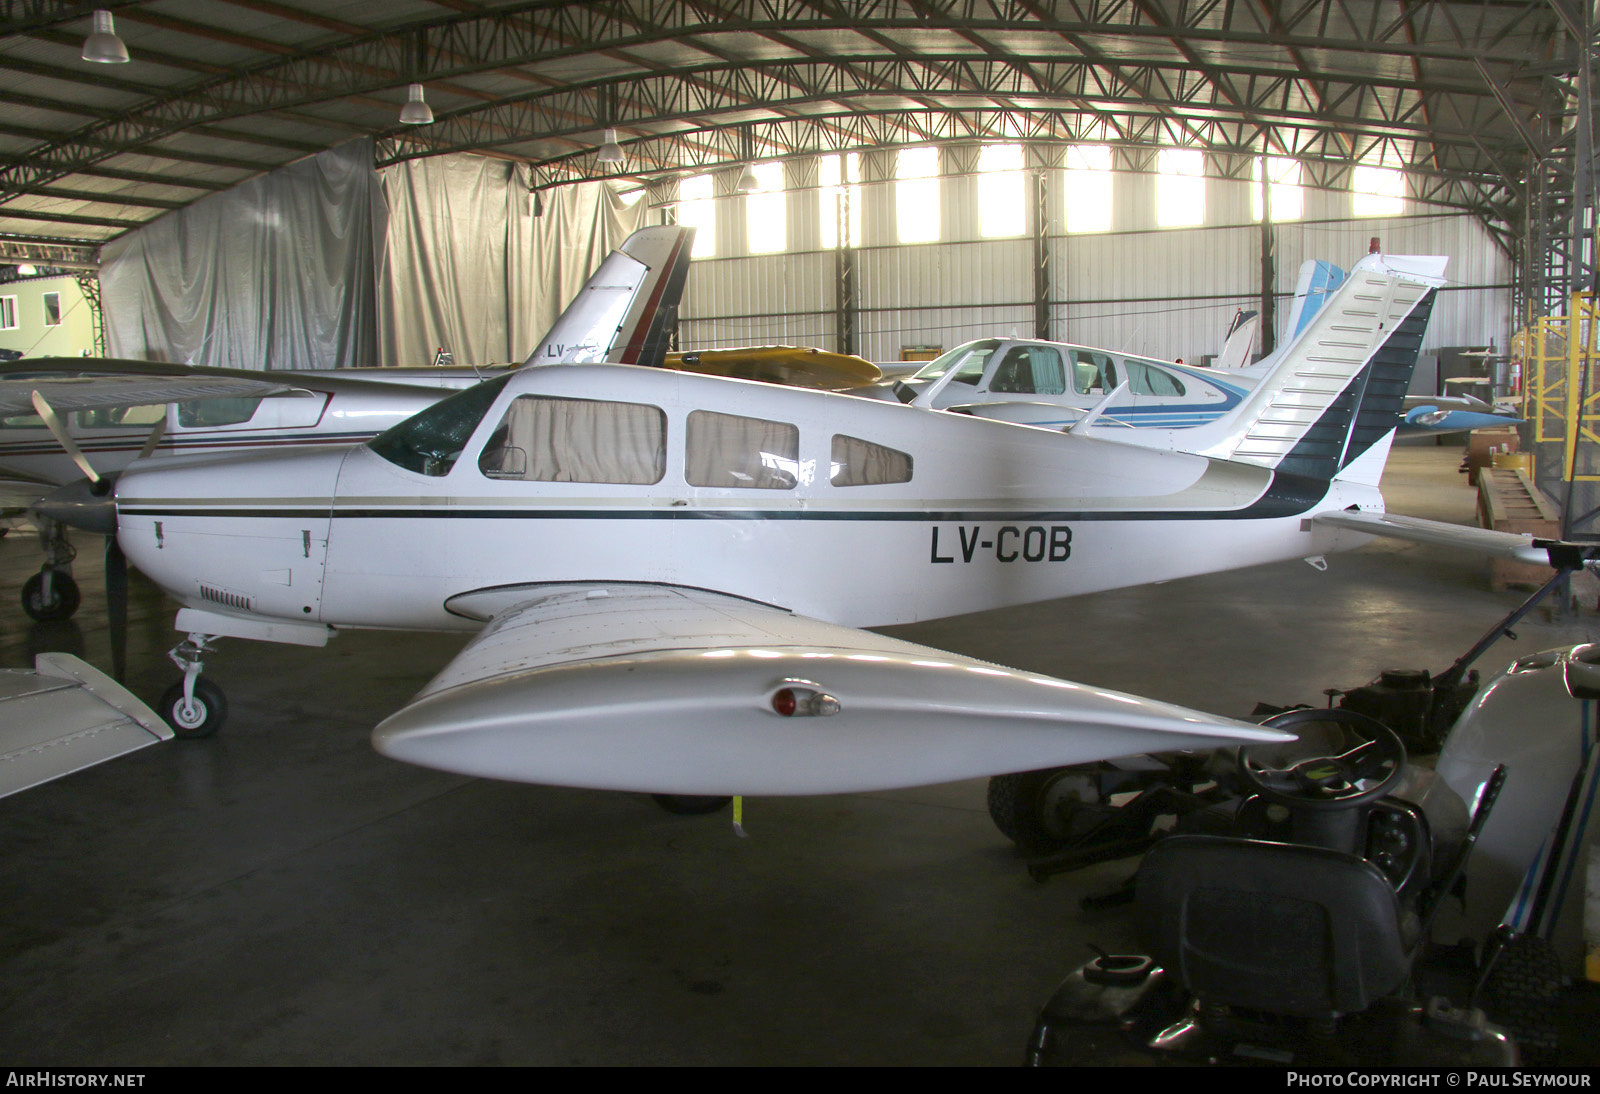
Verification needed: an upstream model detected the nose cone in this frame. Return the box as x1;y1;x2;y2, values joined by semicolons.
35;476;117;536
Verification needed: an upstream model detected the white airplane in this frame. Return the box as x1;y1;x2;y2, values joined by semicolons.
885;255;1520;439
34;251;1566;801
0;226;694;624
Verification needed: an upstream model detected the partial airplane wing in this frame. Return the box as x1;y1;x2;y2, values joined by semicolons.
373;583;1291;796
1311;509;1562;566
0;375;292;416
0;652;172;799
665;346;881;391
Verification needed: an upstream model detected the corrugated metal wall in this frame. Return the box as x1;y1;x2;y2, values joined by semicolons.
677;163;1510;383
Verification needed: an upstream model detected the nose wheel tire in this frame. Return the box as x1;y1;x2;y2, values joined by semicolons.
158;678;228;739
650;794;733;815
22;571;80;622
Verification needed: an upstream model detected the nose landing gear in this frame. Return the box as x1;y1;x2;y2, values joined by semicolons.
161;632;227;738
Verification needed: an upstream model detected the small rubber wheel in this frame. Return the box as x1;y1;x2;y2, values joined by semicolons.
650;794;733;815
22;571;80;622
158;678;228;739
987;766;1107;853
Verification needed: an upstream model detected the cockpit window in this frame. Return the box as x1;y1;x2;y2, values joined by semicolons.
369;374;510;476
179;397;262;428
479;395;666;484
1069;349;1117;395
989;345;1067;395
911;340;1000;386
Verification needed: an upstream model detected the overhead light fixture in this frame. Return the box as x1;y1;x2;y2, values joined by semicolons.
398;83;434;126
16;264;37;276
736;164;760;192
82;9;130;64
596;128;623;164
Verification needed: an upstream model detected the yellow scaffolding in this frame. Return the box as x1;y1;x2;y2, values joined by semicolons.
1518;293;1600;533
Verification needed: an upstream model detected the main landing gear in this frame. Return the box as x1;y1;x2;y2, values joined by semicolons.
20;519;80;622
160;632;227;738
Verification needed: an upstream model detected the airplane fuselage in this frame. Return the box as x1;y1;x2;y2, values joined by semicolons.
112;364;1381;641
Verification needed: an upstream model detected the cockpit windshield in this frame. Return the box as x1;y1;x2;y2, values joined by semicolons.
368;375;511;476
910;340;1000;384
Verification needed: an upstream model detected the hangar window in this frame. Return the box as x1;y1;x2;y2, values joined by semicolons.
978;144;1025;238
1353;165;1406;217
831;435;913;487
896;146;941;244
1070;349;1117;394
0;296;15;330
819;153;862;249
679;174;716;258
1252;156;1304;222
989;345;1066;395
745;161;786;254
686;410;800;490
42;292;61;327
369;374;510;477
1063;145;1112;234
1156;148;1205;228
480;395;666;484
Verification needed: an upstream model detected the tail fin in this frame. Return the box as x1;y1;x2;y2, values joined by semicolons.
1214;309;1260;369
522;226;694;368
1205;254;1445;481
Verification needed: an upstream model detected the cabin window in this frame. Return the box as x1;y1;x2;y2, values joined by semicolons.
178;397;264;428
0;412;43;429
1069;349;1117;394
78;404;167;429
1121;361;1186;397
369;375;510;477
989;345;1066;395
831;435;912;487
686;410;799;490
480;395;666;484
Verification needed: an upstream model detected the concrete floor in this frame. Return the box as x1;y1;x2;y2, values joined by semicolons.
2;439;1598;1066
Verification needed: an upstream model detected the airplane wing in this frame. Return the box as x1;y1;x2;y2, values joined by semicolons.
1311;509;1559;566
0;375;291;416
665;346;882;391
1;467;58;510
374;583;1291;796
0;653;172;799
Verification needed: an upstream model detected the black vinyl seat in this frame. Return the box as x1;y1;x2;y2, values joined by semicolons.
1136;834;1416;1019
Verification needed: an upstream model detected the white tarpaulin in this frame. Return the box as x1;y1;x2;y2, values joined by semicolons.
377;155;648;366
100;139;385;372
99;143;649;371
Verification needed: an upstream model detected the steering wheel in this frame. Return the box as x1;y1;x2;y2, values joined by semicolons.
1237;708;1406;811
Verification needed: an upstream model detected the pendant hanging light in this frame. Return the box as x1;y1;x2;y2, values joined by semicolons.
82;9;130;64
399;83;434;126
596;128;623;164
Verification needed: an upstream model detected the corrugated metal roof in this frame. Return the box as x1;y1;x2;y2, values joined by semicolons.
0;0;1581;267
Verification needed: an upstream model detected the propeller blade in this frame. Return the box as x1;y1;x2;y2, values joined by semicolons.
136;416;168;461
30;390;100;486
105;535;128;683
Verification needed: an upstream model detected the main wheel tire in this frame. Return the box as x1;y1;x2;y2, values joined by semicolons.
987;766;1107;854
650;794;733;815
21;571;80;622
158;678;228;739
1482;935;1563;1063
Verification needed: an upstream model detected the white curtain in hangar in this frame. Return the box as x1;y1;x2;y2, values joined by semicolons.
377;156;649;367
100;139;384;371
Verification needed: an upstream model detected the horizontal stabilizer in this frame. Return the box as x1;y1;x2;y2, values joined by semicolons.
0;653;171;799
376;584;1289;796
1311;509;1555;566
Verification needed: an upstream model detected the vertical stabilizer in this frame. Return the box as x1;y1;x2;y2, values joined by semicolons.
522;226;694;368
1203;254;1445;480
